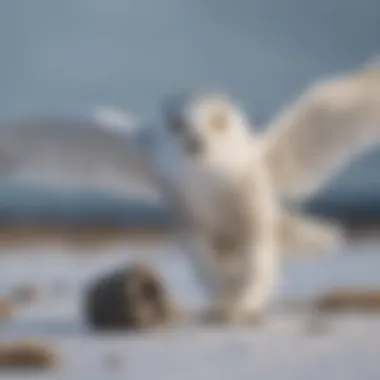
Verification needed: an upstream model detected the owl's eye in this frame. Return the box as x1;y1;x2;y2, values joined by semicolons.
207;109;228;133
167;115;185;134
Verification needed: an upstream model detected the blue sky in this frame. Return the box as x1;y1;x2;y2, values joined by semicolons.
0;0;378;123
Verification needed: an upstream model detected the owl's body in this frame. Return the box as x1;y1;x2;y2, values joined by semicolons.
150;96;281;322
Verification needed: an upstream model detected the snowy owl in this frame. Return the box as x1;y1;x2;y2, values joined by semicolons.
1;61;380;323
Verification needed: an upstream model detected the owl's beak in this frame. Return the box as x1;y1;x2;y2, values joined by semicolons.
185;135;204;156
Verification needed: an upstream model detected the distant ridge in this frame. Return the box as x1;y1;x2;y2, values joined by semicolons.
0;182;171;229
0;182;379;228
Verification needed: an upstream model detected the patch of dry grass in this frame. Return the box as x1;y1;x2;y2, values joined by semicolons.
9;284;40;305
0;219;377;250
0;300;12;321
315;288;380;312
0;224;169;249
0;341;58;370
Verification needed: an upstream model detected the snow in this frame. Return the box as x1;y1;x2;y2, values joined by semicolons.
0;239;379;379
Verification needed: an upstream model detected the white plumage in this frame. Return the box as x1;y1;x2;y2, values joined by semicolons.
1;61;380;322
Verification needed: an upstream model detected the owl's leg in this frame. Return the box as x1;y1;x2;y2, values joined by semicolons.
231;235;279;324
187;232;279;324
178;230;247;323
225;194;280;324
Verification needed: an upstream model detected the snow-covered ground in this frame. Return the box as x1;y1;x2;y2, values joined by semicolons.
0;239;380;379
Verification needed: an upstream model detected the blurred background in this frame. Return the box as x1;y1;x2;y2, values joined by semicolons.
0;1;379;378
0;0;379;245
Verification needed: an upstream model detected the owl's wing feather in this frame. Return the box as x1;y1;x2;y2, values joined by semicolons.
0;112;161;199
261;62;380;201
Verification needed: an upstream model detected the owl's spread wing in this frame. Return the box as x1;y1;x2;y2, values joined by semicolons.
0;111;162;200
261;62;380;201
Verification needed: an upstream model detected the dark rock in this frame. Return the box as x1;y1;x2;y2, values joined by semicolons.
84;264;177;331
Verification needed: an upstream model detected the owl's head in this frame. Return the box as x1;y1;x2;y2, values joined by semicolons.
163;91;254;168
